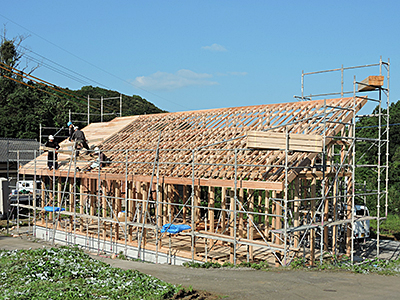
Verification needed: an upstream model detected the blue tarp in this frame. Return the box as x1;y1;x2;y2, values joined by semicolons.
161;223;191;234
44;206;65;212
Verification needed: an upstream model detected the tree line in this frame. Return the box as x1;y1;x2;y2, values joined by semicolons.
0;36;165;140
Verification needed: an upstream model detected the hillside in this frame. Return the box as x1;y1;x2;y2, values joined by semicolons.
0;78;165;140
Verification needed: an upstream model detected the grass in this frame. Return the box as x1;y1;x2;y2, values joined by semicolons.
183;260;270;270
289;254;400;276
182;255;400;276
370;213;400;239
0;246;179;299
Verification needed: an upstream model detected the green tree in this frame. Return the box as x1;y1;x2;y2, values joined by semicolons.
355;100;400;215
0;37;165;141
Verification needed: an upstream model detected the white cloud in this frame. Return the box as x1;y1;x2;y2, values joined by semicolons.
201;43;227;52
133;69;219;91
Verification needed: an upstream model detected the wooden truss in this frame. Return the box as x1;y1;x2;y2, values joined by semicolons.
21;96;366;190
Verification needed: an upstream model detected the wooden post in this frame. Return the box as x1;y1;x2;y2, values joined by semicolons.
102;180;107;240
157;183;163;249
110;181;116;242
208;186;215;247
239;188;244;238
142;182;149;246
230;189;235;263
346;176;352;256
248;189;254;260
115;181;121;241
264;190;270;240
332;178;338;253
69;178;74;232
80;179;84;232
310;177;316;265
127;181;133;243
57;177;62;227
41;179;45;224
163;183;168;225
57;178;62;210
90;179;95;216
221;187;226;233
294;178;300;248
323;183;329;251
194;185;200;227
271;191;276;234
273;191;281;245
131;182;137;222
182;185;187;224
167;184;173;221
49;178;53;220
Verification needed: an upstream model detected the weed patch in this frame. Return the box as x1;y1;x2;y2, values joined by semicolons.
0;246;179;299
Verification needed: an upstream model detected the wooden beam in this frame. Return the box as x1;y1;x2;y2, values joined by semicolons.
357;75;384;92
18;168;284;191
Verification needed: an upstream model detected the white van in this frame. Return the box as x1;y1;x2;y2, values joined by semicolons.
10;180;40;195
354;205;370;239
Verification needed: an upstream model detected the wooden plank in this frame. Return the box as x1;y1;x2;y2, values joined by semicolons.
358;75;384;92
247;141;322;152
246;131;323;152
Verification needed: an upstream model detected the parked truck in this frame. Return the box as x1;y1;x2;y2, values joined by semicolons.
354;204;370;239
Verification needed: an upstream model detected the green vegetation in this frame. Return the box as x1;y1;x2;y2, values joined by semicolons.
290;255;400;276
0;36;165;140
355;101;400;217
183;260;270;270
0;246;179;299
370;214;400;239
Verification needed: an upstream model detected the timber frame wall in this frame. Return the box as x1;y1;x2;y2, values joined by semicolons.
13;59;390;266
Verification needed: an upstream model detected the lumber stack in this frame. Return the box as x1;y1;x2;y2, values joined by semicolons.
246;131;323;153
357;75;384;92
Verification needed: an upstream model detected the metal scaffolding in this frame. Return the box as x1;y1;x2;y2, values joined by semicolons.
11;59;390;267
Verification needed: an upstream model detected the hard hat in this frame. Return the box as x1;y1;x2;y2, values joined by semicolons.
74;126;79;130
94;147;100;151
49;135;54;140
67;121;72;126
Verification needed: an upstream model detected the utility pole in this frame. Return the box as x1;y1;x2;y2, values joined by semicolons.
120;94;122;117
87;95;90;125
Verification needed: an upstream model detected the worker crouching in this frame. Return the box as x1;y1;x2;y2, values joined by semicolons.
87;147;108;171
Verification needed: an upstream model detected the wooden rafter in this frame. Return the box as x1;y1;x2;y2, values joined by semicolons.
20;97;367;191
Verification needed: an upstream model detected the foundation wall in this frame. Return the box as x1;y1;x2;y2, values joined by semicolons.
35;225;198;265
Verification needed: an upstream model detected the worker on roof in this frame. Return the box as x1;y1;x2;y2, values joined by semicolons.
87;147;108;171
45;135;59;170
71;126;90;155
67;121;74;141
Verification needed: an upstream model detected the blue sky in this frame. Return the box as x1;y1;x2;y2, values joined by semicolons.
1;1;398;115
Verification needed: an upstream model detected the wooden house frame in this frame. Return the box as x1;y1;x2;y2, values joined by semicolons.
15;93;384;266
11;58;390;267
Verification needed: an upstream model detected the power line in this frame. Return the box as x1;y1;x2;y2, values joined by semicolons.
23;48;109;88
24;54;91;86
0;62;96;109
356;123;400;129
0;13;189;110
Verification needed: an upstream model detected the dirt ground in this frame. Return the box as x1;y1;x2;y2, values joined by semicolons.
2;230;400;300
